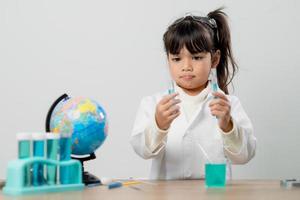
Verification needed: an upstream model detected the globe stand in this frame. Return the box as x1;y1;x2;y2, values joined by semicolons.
71;153;102;187
46;94;104;187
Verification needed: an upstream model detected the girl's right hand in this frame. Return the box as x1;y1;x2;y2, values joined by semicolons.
155;93;181;130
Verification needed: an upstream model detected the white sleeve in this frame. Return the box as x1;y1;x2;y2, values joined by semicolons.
218;119;243;153
222;96;257;164
130;96;168;159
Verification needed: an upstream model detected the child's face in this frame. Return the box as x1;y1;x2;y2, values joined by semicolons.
168;46;217;95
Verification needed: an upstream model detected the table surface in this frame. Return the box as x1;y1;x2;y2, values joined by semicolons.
1;180;300;200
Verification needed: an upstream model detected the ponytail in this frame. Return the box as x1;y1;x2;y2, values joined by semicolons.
208;8;237;94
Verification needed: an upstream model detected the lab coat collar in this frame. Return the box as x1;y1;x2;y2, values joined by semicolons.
175;84;209;104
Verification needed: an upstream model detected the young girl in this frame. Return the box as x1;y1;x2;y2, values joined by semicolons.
130;8;256;180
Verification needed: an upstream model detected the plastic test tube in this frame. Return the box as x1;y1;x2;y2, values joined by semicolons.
210;68;219;93
46;133;60;185
59;132;72;184
17;132;32;186
210;68;220;120
168;80;175;94
32;133;46;186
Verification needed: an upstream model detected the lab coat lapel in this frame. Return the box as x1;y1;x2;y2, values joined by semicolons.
174;83;213;136
164;102;188;179
170;102;189;139
170;94;212;138
183;93;214;136
165;94;213;179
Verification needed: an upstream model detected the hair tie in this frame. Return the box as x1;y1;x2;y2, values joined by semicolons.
208;18;217;29
207;17;219;44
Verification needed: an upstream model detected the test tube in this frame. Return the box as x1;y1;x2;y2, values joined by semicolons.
59;132;72;184
32;133;46;186
168;80;175;94
210;68;219;92
210;68;220;119
46;133;60;185
17;132;31;186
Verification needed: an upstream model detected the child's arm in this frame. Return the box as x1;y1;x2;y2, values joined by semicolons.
155;93;181;130
209;92;256;164
209;92;233;132
130;94;180;159
221;96;256;164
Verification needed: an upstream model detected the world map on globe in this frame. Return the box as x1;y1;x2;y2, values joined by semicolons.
49;97;108;155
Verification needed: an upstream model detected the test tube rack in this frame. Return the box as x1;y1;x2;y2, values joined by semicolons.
3;157;84;195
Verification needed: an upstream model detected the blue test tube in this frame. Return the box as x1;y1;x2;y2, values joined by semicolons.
17;132;32;186
46;133;60;185
59;132;72;184
210;68;219;93
32;133;46;186
168;80;175;94
210;68;220;119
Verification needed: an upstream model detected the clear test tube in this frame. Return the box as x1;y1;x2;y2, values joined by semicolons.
168;80;175;94
165;68;175;95
59;132;72;184
17;132;31;186
46;133;60;185
32;133;46;186
210;68;219;92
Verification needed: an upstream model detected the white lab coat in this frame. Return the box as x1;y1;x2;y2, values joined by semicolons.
130;89;256;180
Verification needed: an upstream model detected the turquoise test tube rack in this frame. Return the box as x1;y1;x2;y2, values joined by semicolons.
3;158;84;195
3;132;84;196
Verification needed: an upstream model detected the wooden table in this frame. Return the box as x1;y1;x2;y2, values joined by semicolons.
1;180;300;200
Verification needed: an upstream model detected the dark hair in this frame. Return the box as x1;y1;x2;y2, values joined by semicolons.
163;8;237;94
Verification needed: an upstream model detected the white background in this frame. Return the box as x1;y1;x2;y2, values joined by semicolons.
1;0;300;180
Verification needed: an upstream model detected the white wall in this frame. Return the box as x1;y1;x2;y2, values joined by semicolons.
1;0;300;180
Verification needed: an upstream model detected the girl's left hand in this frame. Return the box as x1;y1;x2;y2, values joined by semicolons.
209;92;233;133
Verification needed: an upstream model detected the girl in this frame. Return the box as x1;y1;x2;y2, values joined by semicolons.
130;8;256;180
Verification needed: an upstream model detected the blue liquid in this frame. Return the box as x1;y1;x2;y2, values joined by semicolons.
205;163;226;188
18;140;31;186
18;141;30;159
168;88;175;94
212;83;219;92
47;139;59;185
32;140;45;186
60;137;72;184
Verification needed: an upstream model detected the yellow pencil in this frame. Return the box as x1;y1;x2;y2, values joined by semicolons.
122;181;142;186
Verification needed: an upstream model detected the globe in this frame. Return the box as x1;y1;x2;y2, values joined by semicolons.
49;96;108;155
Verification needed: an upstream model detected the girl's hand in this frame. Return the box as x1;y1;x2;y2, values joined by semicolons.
155;93;181;130
209;92;233;132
